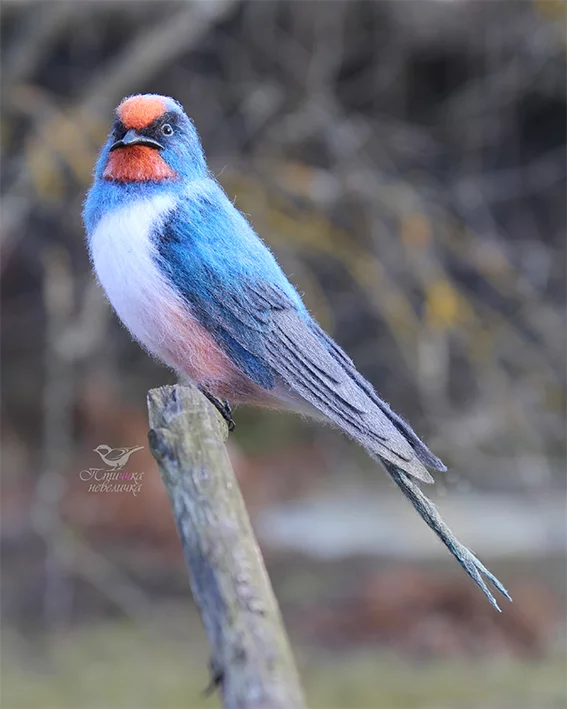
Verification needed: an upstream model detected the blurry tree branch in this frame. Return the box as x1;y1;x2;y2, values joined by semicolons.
2;0;564;507
78;0;238;119
30;247;77;627
3;2;80;91
147;384;305;709
30;247;152;624
1;0;238;262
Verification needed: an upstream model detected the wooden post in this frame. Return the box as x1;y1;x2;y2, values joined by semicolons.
147;384;306;709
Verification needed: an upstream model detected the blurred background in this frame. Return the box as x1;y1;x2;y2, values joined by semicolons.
1;1;566;707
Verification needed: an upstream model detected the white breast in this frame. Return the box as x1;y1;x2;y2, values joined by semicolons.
89;193;179;358
89;192;254;394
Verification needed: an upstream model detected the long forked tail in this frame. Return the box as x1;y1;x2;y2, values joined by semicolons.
384;462;512;611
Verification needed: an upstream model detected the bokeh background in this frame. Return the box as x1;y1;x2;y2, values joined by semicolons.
1;1;566;708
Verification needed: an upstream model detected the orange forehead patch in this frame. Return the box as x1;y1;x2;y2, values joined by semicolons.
118;95;166;130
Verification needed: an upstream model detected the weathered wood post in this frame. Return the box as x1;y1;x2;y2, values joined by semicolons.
147;384;306;709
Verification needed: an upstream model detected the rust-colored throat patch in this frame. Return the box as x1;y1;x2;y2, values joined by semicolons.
103;145;175;182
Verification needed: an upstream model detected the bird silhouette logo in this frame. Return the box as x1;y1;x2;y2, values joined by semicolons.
93;444;144;471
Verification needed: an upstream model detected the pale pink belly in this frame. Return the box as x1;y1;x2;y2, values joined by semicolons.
151;297;274;404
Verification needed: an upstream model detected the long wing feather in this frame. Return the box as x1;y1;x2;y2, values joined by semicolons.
264;309;435;482
154;185;510;608
258;305;510;607
158;202;436;482
310;321;446;471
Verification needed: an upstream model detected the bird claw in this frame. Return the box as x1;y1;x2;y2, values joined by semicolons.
203;657;223;696
200;389;236;431
219;400;236;432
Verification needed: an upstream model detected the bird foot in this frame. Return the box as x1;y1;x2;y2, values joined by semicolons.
203;657;224;696
200;390;236;432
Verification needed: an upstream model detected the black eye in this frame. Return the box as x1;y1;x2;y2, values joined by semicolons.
161;123;174;136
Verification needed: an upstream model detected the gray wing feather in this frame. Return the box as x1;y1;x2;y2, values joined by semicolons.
201;281;511;608
210;280;440;481
263;311;511;608
264;309;435;483
310;321;446;471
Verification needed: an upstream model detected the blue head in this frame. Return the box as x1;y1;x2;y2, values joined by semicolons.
85;94;208;231
93;94;207;184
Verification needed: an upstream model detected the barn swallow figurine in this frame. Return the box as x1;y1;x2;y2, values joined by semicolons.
84;94;510;609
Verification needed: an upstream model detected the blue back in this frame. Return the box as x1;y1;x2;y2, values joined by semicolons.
154;178;308;387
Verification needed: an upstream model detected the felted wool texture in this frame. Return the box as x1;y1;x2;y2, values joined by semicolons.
84;94;511;610
118;94;168;130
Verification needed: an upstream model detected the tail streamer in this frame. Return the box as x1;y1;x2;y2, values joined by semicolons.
384;463;512;611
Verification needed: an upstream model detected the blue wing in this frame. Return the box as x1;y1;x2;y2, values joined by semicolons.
155;179;302;389
152;178;511;608
154;178;440;479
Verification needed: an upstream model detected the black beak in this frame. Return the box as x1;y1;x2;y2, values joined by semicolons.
109;128;164;152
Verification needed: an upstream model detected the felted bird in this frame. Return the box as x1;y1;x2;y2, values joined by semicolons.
84;94;510;610
93;444;144;471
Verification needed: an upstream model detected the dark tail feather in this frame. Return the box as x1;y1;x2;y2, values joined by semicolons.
384;462;512;611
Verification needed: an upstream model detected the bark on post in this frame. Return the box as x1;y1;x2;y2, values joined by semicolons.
147;384;306;709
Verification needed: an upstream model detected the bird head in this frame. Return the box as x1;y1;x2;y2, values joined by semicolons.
96;94;207;184
93;444;111;454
